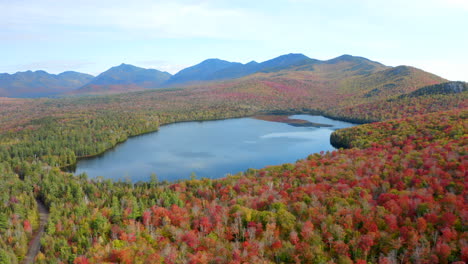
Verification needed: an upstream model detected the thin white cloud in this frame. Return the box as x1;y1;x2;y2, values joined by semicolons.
0;0;466;80
0;0;275;40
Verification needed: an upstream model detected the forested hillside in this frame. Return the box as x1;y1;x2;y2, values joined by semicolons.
1;108;465;263
0;65;466;263
326;81;467;123
0;164;39;263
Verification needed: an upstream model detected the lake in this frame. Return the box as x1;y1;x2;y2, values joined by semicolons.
70;115;355;182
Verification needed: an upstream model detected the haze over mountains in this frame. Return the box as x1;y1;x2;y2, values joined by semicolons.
0;71;93;97
166;53;321;85
0;53;448;97
74;64;171;94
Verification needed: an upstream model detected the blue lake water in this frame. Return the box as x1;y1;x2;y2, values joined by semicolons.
72;115;355;182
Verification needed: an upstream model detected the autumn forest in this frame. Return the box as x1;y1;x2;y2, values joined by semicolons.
0;54;467;264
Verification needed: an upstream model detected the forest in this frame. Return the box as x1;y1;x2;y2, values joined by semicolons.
0;76;466;263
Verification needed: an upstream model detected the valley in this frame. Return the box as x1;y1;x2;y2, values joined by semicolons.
0;54;466;263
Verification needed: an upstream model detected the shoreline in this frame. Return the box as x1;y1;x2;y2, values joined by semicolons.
62;110;363;176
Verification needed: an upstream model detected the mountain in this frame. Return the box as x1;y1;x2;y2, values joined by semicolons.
334;65;445;99
209;53;320;80
2;54;449;97
73;64;171;94
402;81;467;97
164;59;239;85
319;66;448;123
0;70;94;98
165;53;319;84
164;53;387;86
257;53;319;72
206;61;261;80
320;54;388;75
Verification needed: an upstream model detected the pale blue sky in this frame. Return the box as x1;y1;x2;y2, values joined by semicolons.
1;0;467;81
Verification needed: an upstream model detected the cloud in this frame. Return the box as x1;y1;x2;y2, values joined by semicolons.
0;0;275;41
1;0;466;78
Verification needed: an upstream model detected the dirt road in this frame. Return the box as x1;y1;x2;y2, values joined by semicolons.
22;199;49;264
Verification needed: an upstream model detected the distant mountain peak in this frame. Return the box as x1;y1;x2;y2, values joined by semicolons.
73;63;172;94
165;58;237;85
254;53;317;73
111;63;141;70
118;63;137;67
197;58;236;67
277;53;308;58
59;70;91;75
335;54;354;59
321;54;388;76
0;70;94;98
202;58;226;62
327;54;377;63
165;53;319;84
263;53;311;64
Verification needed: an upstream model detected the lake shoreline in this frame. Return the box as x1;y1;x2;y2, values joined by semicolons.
65;112;357;182
62;110;323;171
63;110;363;174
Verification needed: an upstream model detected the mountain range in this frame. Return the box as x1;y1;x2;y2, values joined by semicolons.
0;70;93;97
165;53;322;85
0;53;448;97
72;64;171;94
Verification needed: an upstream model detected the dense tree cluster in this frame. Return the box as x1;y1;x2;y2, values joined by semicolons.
327;93;467;123
0;108;464;263
0;71;466;263
331;109;467;149
0;162;39;264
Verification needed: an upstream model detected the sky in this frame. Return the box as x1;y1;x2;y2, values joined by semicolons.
1;0;467;81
